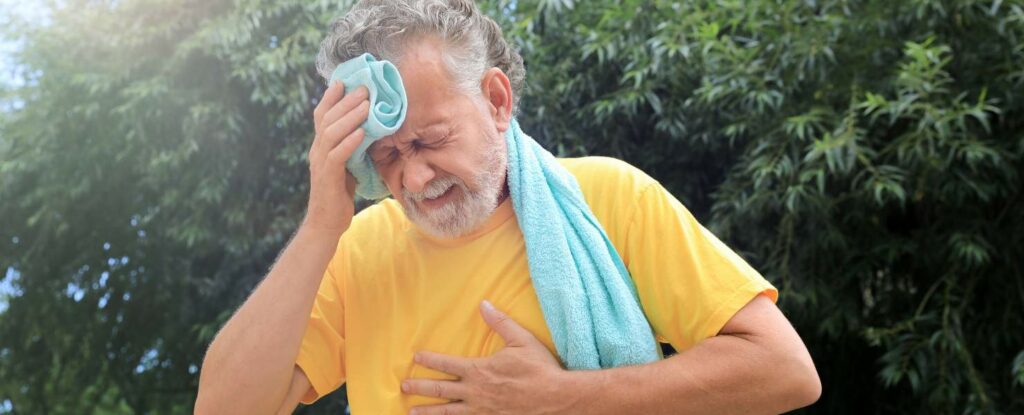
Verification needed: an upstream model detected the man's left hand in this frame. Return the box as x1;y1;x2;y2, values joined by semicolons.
402;300;577;415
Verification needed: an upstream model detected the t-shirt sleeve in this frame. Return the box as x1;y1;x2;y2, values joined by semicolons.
623;181;778;352
294;258;347;404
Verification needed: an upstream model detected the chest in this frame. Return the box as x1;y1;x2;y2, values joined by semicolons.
340;233;559;412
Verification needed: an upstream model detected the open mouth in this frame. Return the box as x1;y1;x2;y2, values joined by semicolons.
418;185;457;210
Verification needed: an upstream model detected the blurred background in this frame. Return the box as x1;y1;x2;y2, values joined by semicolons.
1;0;1023;413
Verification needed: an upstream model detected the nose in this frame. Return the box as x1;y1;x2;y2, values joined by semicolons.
401;155;436;194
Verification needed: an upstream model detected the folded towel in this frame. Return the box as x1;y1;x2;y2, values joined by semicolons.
328;52;408;199
504;119;660;369
331;53;660;369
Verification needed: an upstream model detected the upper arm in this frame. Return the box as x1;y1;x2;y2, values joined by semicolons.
717;294;799;342
620;179;778;351
718;294;816;371
717;294;821;405
275;366;313;415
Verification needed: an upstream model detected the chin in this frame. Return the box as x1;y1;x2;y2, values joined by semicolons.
407;192;498;239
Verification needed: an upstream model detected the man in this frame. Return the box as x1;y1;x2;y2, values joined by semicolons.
195;0;821;414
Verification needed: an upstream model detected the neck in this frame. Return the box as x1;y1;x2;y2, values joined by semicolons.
495;178;510;206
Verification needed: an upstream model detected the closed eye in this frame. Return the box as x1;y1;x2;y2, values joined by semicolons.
370;146;399;164
371;132;450;164
420;133;451;149
406;135;448;153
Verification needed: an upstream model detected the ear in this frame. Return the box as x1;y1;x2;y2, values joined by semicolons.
480;67;513;133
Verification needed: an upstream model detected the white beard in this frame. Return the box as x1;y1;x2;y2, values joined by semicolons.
400;136;507;239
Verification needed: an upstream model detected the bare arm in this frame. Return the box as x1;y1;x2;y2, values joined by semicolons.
194;225;339;414
194;81;370;414
567;295;821;414
274;367;314;415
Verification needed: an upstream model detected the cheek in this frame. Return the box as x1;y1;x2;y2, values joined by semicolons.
447;134;500;184
434;150;476;184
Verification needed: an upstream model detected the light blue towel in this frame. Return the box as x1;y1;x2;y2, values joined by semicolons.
328;53;408;200
504;119;660;369
331;53;660;369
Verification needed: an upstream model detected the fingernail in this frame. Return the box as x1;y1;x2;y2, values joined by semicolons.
481;299;495;311
401;381;410;393
413;352;421;363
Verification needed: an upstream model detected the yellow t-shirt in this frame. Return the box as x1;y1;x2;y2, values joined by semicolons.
295;156;777;412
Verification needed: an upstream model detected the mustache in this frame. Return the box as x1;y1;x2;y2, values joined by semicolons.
402;176;463;202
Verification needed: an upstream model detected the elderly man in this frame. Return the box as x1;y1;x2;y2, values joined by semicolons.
195;0;821;414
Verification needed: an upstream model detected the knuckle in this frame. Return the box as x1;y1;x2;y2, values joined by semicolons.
326;149;344;162
322;121;337;138
432;382;444;397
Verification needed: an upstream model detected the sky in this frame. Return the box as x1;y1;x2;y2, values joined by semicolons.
0;1;49;313
1;1;49;95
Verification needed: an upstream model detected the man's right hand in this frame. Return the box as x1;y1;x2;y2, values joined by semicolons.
195;81;370;415
305;80;370;235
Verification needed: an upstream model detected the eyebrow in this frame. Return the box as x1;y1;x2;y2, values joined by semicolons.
391;116;449;144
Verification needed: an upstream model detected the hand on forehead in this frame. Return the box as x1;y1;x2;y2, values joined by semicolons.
389;37;464;140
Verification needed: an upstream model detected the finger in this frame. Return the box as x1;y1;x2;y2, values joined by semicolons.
313;80;345;126
401;378;470;401
325;128;366;166
409;402;469;415
480;300;535;347
414;351;472;378
310;81;346;157
320;85;369;131
321;99;370;152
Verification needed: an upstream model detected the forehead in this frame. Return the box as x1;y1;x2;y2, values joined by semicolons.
392;38;460;138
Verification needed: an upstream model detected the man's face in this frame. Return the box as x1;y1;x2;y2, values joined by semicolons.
368;39;508;239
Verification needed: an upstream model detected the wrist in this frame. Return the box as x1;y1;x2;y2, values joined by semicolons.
299;218;348;240
294;221;346;261
556;369;611;414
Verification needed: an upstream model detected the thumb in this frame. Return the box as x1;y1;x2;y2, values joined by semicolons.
480;300;535;348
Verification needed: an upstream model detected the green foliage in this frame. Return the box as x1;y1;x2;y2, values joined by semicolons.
500;0;1024;413
0;0;352;412
1;0;1022;413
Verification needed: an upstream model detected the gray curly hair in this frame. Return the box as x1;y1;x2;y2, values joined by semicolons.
315;0;526;115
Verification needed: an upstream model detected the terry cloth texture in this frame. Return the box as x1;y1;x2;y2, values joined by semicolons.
294;156;781;409
328;52;407;200
504;119;660;369
329;53;660;369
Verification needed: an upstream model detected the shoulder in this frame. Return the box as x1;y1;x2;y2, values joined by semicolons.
346;198;408;237
556;156;662;250
557;156;659;203
324;198;412;287
335;198;410;262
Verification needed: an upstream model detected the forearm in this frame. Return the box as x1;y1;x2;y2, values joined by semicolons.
565;334;819;414
195;223;341;414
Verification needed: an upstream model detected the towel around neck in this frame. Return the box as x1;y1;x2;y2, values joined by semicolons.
330;53;660;369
